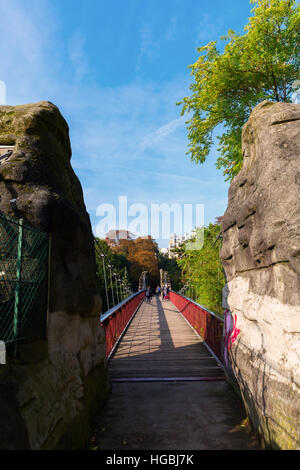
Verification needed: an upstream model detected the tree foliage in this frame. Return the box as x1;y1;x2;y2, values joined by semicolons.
95;238;132;312
177;224;225;315
158;252;183;291
179;0;300;180
108;234;160;290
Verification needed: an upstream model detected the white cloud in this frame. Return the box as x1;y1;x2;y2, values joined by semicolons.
136;23;160;71
165;17;177;41
136;116;185;153
0;0;229;240
0;0;62;103
67;31;90;83
195;14;224;46
69;77;190;173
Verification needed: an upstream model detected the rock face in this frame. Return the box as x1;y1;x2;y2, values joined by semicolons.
221;101;300;449
0;101;110;449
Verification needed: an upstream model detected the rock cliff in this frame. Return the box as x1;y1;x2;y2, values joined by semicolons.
221;101;300;449
0;101;109;449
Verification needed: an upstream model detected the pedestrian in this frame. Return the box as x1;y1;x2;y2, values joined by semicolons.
163;285;168;300
146;287;150;303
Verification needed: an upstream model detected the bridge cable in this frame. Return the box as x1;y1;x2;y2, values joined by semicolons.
94;239;133;309
94;238;134;306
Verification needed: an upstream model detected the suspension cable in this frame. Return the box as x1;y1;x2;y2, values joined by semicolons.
94;238;136;306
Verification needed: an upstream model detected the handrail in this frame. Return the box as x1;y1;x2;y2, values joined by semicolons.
170;291;224;323
101;289;146;359
100;290;145;322
168;290;224;362
0;150;13;161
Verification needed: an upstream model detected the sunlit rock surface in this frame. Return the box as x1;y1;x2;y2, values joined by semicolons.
221;101;300;449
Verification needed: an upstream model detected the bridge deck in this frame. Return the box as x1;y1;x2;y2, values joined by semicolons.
109;296;224;380
88;296;260;450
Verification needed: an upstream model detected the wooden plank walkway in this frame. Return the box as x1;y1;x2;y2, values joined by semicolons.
109;295;225;380
87;296;260;450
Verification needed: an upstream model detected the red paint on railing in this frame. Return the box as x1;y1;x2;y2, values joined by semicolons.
169;291;224;361
101;291;145;358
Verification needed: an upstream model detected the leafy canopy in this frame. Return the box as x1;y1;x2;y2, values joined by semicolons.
179;0;300;180
158;252;183;291
177;223;225;315
108;234;160;289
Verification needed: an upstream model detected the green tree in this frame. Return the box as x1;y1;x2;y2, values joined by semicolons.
177;224;225;315
158;252;183;291
179;0;300;180
95;238;132;312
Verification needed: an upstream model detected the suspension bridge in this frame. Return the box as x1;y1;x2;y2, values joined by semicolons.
70;239;259;448
88;273;260;450
0;215;259;449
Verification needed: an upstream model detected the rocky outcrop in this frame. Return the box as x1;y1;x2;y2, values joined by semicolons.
221;101;300;450
0;102;110;449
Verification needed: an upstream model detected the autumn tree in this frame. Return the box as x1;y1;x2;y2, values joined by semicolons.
179;0;300;180
108;234;160;290
126;237;159;289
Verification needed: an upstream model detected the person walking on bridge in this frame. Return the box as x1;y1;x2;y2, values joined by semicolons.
146;287;150;303
163;285;168;300
148;287;153;303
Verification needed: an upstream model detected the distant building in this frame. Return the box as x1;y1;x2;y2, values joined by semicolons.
105;229;135;246
159;232;194;258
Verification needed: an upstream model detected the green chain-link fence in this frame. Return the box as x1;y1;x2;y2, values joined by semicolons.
0;211;49;346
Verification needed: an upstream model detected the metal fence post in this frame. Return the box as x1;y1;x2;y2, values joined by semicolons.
108;265;115;306
13;218;23;353
45;233;51;338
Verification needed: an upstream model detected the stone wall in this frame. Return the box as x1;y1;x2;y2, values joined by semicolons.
221;101;300;449
0;101;110;449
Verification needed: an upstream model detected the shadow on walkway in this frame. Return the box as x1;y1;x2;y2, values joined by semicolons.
86;297;261;450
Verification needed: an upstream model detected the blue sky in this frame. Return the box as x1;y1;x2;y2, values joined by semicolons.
0;0;253;246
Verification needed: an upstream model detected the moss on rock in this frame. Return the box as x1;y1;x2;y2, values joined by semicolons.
0;101;110;449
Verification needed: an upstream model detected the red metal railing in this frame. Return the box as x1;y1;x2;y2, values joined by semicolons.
101;290;145;359
169;291;224;361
